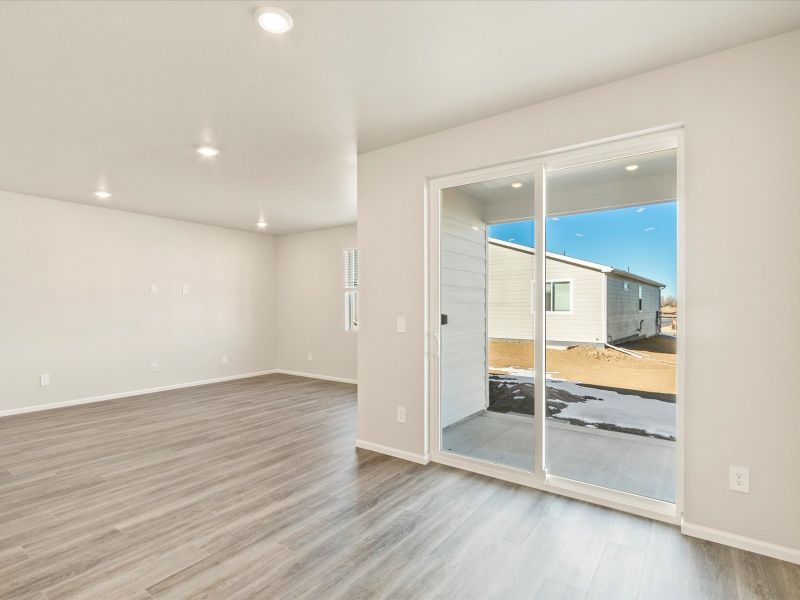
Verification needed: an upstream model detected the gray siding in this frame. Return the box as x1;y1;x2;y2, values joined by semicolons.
441;189;487;427
605;275;661;342
488;242;605;344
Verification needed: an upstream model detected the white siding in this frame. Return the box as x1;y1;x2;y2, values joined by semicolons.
488;242;605;344
605;275;661;342
488;241;534;339
545;258;605;344
441;189;486;427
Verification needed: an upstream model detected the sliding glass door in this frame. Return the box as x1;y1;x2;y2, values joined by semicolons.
543;149;678;501
432;132;680;512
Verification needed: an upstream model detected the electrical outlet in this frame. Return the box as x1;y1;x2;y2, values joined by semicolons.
222;354;228;365
396;316;406;333
40;374;50;387
181;284;190;295
149;363;160;372
396;406;406;423
149;284;158;293
729;465;749;493
307;353;313;362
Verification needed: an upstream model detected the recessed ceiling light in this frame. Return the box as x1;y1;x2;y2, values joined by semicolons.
94;190;111;200
196;145;219;158
511;182;523;188
625;164;639;172
256;7;293;33
256;220;268;229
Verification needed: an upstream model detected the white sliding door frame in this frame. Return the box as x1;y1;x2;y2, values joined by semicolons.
427;126;684;525
429;158;546;479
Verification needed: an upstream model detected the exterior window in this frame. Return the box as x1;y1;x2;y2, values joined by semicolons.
545;281;571;312
344;249;359;331
638;286;643;311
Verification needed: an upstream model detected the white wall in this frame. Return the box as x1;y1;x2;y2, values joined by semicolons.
488;243;606;345
358;30;800;552
488;242;535;340
275;225;358;382
544;256;605;345
441;189;487;427
0;190;276;413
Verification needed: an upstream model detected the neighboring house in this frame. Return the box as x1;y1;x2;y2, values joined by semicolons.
488;238;664;346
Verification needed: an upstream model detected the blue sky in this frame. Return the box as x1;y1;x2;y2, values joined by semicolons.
488;201;677;297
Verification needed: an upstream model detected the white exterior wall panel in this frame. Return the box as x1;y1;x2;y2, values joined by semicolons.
488;242;605;344
605;275;661;342
440;189;487;427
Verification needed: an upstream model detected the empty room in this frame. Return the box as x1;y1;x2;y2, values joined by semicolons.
1;1;799;598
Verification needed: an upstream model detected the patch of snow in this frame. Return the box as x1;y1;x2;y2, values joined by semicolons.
492;367;563;381
549;380;675;439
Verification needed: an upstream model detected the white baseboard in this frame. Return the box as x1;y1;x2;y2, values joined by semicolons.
0;370;278;418
682;521;800;565
274;369;357;385
355;439;430;465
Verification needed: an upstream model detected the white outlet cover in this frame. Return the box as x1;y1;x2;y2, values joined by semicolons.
149;284;158;293
181;284;190;295
222;355;229;364
149;363;160;372
40;374;50;386
307;353;313;362
729;465;750;493
396;406;406;423
396;316;407;333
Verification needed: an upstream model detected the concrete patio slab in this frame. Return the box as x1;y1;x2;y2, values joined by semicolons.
442;411;675;502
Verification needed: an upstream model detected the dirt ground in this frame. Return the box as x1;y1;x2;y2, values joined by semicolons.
489;336;676;395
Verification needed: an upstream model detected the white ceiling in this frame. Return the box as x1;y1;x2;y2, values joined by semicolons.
1;1;799;234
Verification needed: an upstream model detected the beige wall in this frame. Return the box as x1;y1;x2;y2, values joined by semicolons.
0;190;277;413
275;225;358;382
357;31;800;550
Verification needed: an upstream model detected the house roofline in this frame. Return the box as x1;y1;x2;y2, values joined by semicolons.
488;238;666;288
608;269;666;289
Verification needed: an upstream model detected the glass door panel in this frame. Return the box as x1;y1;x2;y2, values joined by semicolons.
439;172;536;471
543;149;678;501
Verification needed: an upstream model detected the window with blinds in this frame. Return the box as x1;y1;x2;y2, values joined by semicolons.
344;249;359;330
344;249;359;289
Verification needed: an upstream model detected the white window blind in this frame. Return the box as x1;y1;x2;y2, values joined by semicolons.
344;249;359;330
344;249;359;289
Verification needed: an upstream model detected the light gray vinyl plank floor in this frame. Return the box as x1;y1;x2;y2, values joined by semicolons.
0;374;797;599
